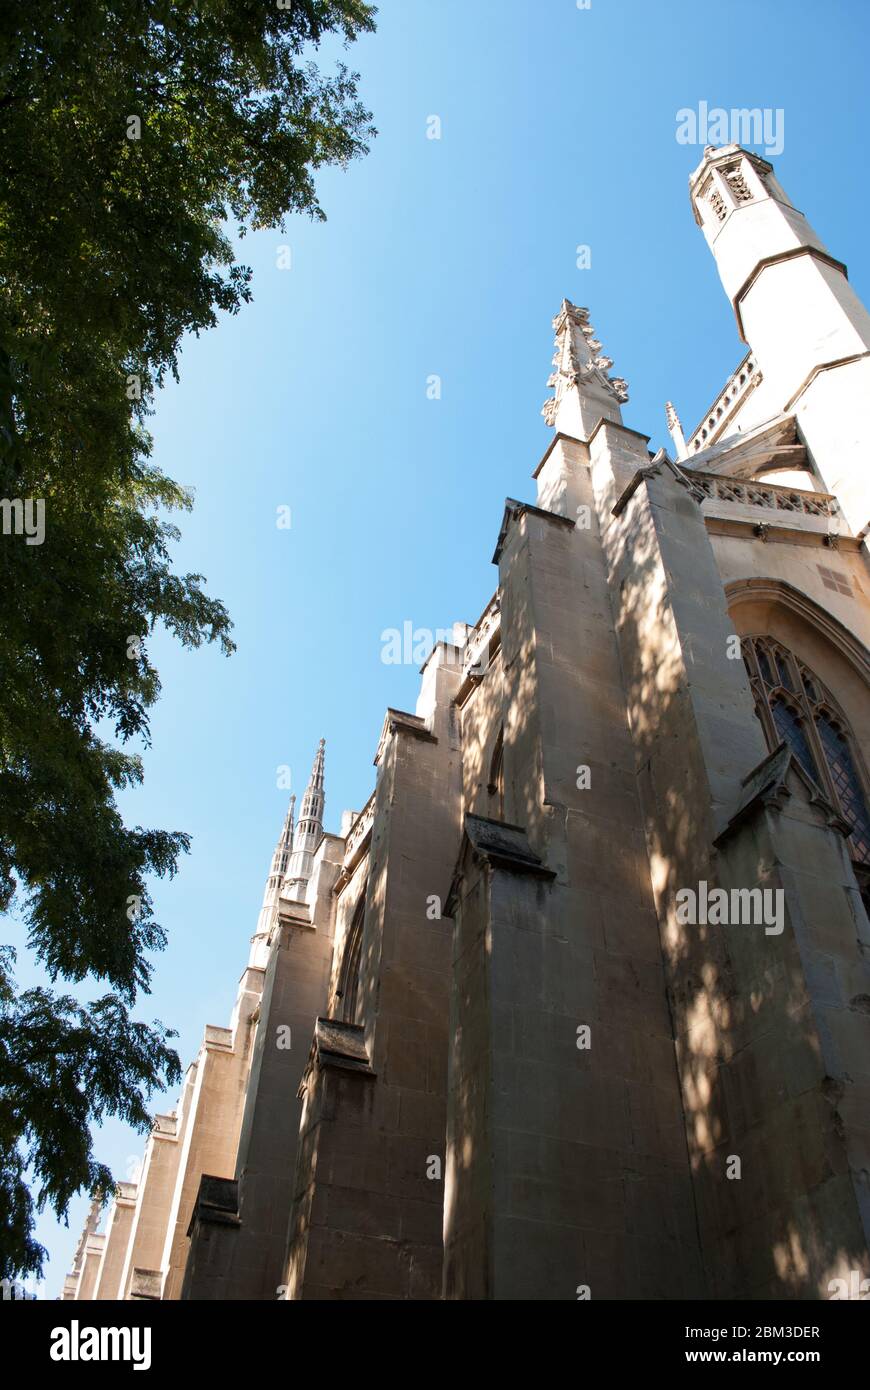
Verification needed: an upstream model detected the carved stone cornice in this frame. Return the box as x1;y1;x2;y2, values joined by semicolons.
705;515;859;550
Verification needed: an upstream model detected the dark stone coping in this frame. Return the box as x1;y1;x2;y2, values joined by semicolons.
374;707;437;767
492;498;575;565
446;813;556;915
531;430;586;480
129;1268;163;1300
716;742;849;844
186;1175;241;1237
314;1017;376;1078
612;449;704;517
587;417;651;450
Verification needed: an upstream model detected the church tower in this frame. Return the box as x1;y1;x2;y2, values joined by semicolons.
689;143;870;538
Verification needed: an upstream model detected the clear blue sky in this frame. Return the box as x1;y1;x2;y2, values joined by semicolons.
23;0;870;1292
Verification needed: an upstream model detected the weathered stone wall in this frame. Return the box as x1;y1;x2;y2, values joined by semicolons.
92;1187;137;1300
159;1009;259;1300
283;652;462;1298
595;436;870;1297
444;449;704;1299
118;1112;183;1299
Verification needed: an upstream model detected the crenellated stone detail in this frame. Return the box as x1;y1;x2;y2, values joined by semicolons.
688;350;761;452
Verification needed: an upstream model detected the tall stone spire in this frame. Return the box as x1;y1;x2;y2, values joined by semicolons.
541;299;628;440
251;794;295;962
283;739;326;902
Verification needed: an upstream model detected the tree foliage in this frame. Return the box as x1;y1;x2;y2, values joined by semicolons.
0;0;375;1277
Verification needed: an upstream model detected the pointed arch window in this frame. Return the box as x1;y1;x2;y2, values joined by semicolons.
741;636;870;866
816;714;870;862
335;889;366;1023
487;728;505;821
770;698;818;782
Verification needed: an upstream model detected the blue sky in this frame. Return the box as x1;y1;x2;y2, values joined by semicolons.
21;0;870;1292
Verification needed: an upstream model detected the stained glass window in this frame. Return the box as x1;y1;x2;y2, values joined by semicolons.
771;698;818;781
775;651;796;692
742;636;870;866
816;714;870;863
756;646;775;687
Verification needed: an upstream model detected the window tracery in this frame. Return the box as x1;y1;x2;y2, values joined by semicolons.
741;636;870;865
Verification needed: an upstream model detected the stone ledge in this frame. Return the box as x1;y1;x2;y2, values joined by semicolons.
446;813;556;915
704;515;858;548
308;1017;376;1081
186;1175;241;1237
129;1267;163;1300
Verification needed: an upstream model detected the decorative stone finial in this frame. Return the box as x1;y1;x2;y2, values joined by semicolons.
665;401;688;460
541;299;628;429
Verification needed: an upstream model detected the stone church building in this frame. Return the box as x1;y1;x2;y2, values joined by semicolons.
64;144;870;1300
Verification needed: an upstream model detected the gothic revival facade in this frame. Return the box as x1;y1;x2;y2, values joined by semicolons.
64;144;870;1301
